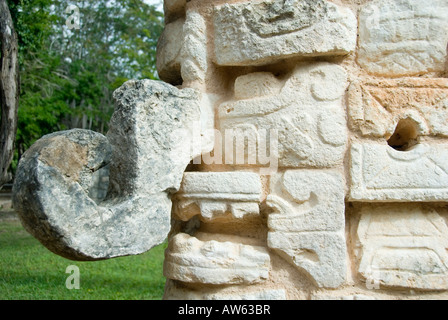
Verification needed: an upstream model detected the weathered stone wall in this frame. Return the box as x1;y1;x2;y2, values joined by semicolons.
158;0;448;300
11;0;448;300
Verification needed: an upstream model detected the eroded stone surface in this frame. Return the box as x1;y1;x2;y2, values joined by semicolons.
348;78;448;138
355;204;448;290
358;0;448;76
180;9;207;88
164;233;271;285
156;18;184;85
213;0;357;66
164;280;287;300
174;172;262;221
267;170;347;289
349;143;448;202
13;0;448;301
156;9;207;88
12;80;202;261
163;0;186;23
218;62;348;169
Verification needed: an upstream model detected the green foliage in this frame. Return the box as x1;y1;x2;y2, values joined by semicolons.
0;219;167;300
8;0;164;172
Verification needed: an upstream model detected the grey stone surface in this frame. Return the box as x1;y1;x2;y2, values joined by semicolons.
12;80;201;261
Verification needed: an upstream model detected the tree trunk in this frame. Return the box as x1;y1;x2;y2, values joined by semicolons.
0;0;20;188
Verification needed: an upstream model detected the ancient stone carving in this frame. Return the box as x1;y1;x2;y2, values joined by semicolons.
173;172;262;222
349;143;448;202
156;18;184;85
355;204;448;290
12;0;448;301
312;293;375;300
164;283;287;300
267;170;347;288
156;9;207;88
163;0;186;23
218;62;348;169
12;80;203;261
358;0;448;76
164;233;271;285
348;78;448;138
213;0;357;66
180;9;207;89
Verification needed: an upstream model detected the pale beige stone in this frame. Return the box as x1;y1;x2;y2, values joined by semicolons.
180;9;207;88
164;233;271;285
218;62;348;169
355;204;448;290
213;0;357;66
173;172;262;221
268;170;345;232
13;0;448;301
163;0;186;23
157;9;208;88
358;0;448;76
267;170;347;288
164;281;287;300
348;78;448;138
267;231;347;289
156;18;184;85
234;72;282;100
349;144;448;202
312;293;375;300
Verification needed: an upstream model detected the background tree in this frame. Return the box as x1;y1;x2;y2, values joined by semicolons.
6;0;164;176
0;0;20;188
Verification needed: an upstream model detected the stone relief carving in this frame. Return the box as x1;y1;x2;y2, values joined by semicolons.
11;0;448;300
267;170;347;288
348;78;448;138
355;204;448;290
12;81;204;261
349;143;448;202
358;0;448;76
218;63;348;168
213;0;357;66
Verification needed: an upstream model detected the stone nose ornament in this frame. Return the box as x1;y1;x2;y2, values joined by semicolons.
12;80;204;261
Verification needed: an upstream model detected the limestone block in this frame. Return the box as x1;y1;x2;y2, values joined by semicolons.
267;170;347;288
180;10;207;88
218;62;348;169
268;170;345;232
355;204;448;290
157;9;207;88
164;281;287;300
234;72;282;100
358;0;448;76
312;293;375;300
156;18;184;85
348;78;448;138
349;144;448;202
174;172;262;222
12;80;202;261
268;231;347;289
164;233;271;285
213;0;357;66
163;0;186;23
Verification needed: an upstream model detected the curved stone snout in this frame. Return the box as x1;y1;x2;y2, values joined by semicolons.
12;80;202;261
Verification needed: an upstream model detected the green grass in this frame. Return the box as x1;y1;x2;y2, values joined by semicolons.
0;218;167;300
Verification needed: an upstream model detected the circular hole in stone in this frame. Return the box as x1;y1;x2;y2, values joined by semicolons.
387;118;419;151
